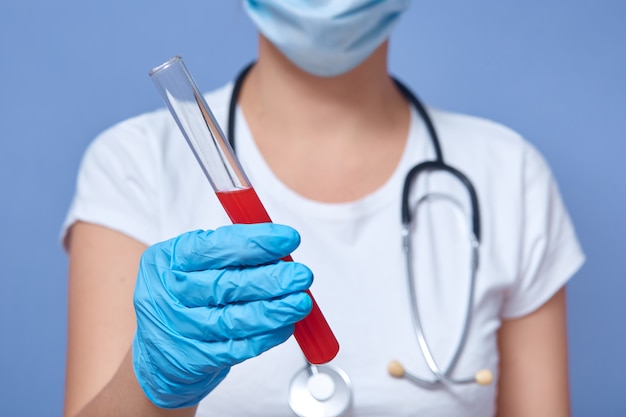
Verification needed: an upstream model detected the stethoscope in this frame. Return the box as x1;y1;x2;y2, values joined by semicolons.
227;64;492;417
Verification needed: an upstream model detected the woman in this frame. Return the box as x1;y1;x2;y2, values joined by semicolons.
61;1;584;416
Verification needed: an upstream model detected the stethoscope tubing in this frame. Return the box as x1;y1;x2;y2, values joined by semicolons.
398;122;482;386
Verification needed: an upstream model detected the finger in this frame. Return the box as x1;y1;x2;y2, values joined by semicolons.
203;326;296;366
167;261;313;307
154;292;313;342
166;223;300;271
140;324;296;372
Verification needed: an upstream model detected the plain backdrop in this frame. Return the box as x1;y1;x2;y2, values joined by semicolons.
1;1;624;416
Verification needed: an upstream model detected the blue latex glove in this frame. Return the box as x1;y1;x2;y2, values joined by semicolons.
132;223;313;408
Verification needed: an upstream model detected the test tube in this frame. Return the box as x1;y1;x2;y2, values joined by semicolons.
149;56;339;365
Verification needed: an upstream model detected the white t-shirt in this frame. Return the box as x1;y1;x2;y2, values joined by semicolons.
62;82;585;416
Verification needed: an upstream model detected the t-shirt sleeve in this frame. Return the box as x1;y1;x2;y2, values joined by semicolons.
60;116;160;249
501;142;585;319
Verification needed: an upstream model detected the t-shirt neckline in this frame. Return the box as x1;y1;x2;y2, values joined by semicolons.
234;104;430;221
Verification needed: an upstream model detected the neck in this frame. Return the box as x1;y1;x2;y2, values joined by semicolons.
239;35;409;147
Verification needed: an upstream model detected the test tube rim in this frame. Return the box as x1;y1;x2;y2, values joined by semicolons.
149;55;184;77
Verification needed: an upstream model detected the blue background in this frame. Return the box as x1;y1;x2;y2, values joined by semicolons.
1;1;624;416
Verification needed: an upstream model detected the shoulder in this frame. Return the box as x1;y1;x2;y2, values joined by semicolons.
429;107;527;153
68;82;236;244
77;81;236;201
86;82;234;160
427;107;549;180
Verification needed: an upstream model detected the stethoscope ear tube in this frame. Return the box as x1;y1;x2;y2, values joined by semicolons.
388;359;493;386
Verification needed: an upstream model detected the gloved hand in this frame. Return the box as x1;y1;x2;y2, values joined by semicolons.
132;223;313;409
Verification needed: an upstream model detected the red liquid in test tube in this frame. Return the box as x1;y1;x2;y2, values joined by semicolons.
150;56;339;365
216;187;339;365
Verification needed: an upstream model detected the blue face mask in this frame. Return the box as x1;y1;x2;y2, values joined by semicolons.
243;0;410;77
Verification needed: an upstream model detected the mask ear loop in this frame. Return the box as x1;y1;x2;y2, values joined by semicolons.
398;161;484;386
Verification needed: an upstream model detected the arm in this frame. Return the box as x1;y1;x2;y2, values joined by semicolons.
64;221;311;415
496;287;571;417
63;221;197;417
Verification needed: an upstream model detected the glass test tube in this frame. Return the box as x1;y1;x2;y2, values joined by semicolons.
149;56;339;365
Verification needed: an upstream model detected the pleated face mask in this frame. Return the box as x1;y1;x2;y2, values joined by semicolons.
243;0;410;77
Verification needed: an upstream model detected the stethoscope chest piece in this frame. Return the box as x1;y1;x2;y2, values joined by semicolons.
289;364;353;417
